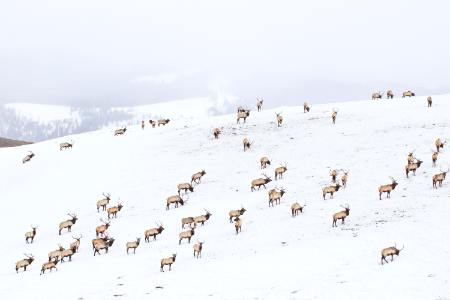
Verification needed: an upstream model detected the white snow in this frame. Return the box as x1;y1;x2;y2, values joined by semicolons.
1;95;449;299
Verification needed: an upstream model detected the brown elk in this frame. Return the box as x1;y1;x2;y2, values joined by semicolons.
96;218;111;237
145;222;165;242
275;111;283;127
237;108;251;124
25;224;38;244
372;91;384;100
16;253;34;273
260;157;271;169
341;169;349;188
60;247;76;263
332;204;350;227
256;98;263;112
237;106;245;113
167;194;188;210
114;125;127;136
303;102;311;113
59;213;78;235
322;183;341;200
332;108;339;124
269;186;285;207
94;237;115;256
48;243;65;262
40;257;60;275
179;224;196;244
160;253;177;272
275;164;287;180
402;91;415;98
70;234;83;253
211;128;221;139
407;149;416;165
378;176;398;200
381;244;404;265
234;217;243;235
191;170;206;184
158;119;170;126
251;173;272;191
60;139;75;150
329;169;339;183
97;192;111;212
107;202;123;219
427;96;432;107
178;183;194;195
193;239;205;258
432;167;449;189
92;233;111;250
182;217;195;229
126;237;141;254
405;158;423;178
149;120;156;128
387;90;394;99
291;202;306;217
194;208;212;226
141;121;145;130
431;149;438;167
243;138;253;151
435;139;447;152
22;151;35;163
229;206;246;222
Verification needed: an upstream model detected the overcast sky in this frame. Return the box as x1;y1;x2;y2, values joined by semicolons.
1;0;449;109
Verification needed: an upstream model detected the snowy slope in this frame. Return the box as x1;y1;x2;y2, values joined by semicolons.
1;95;449;300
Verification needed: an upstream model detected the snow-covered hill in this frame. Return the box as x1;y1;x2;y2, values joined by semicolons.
1;95;449;299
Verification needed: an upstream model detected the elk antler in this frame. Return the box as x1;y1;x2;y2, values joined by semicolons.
388;176;396;182
100;218;108;224
24;253;34;258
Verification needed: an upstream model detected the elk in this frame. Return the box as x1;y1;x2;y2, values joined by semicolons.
372;91;384;100
431;149;438;167
211;128;221;139
96;218;111;237
432;167;449;188
92;233;110;250
275;111;283;127
97;192;111;212
158;119;170;126
94;237;115;256
402;91;415;98
61;247;76;263
243;138;253;151
145;221;165;242
407;149;416;165
16;253;34;273
149;120;156;128
114;125;127;136
59;213;78;235
435;139;447;153
160;253;177;272
193;239;205;258
387;90;394;99
229;206;246;223
60;139;75;150
237;108;251;124
107;202;123;219
381;244;404;265
251;173;272;191
182;217;194;229
275;164;287;180
178;183;194;195
234;217;243;235
332;108;339;124
48;243;65;262
40;257;60;275
405;158;423;178
126;237;141;254
332;204;350;227
329;169;339;183
378;176;398;200
179;224;196;244
25;224;38;244
70;235;83;253
166;194;188;210
303;102;311;113
427;96;432;107
322;183;341;200
291;202;306;217
237;106;245;113
256;98;263;112
269;186;285;207
141;121;145;130
341;169;349;188
191;170;206;184
22;151;35;163
194;208;212;226
260;157;271;169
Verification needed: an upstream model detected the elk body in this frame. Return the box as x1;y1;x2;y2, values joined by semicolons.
322;184;341;200
372;91;384;100
275;164;287;180
243;138;253;152
70;235;83;253
178;183;194;195
332;205;350;227
303;102;311;113
97;192;111;212
341;169;349;188
431;149;439;167
268;187;285;207
149;120;156;128
402;91;415;98
212;128;221;139
405;158;423;178
251;173;272;191
182;217;195;229
60;248;75;263
179;224;196;244
237;106;245;113
291;202;306;217
275;111;283;127
332;108;339;124
166;195;188;210
234;217;242;235
237;109;251;124
92;234;110;250
387;90;394;99
40;258;60;275
114;126;127;136
60;139;75;150
432;167;449;188
260;157;271;169
126;237;141;254
256;98;263;112
160;254;177;272
141;121;145;129
25;224;38;244
145;222;164;242
378;177;398;200
194;209;212;226
381;244;404;265
94;238;115;256
59;213;78;235
22;151;35;163
435;139;446;152
48;244;65;262
193;240;205;258
191;170;206;184
427;96;432;107
329;169;339;183
107;202;123;219
158;119;170;126
229;206;246;222
96;218;110;237
16;253;34;273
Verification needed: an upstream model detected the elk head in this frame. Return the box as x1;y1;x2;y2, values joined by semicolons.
379;91;384;97
31;224;38;234
262;173;272;184
275;111;282;117
204;208;212;219
69;139;75;147
122;125;127;132
107;236;115;246
245;107;251;116
389;176;398;189
103;192;111;201
197;239;205;248
180;195;189;206
275;186;286;196
24;253;34;263
440;166;449;178
100;218;110;229
117;202;123;211
240;205;247;215
28;150;35;158
333;108;339;113
393;243;404;255
58;243;65;251
188;224;196;234
340;204;350;215
72;234;82;242
68;213;78;224
156;221;165;233
342;169;349;176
